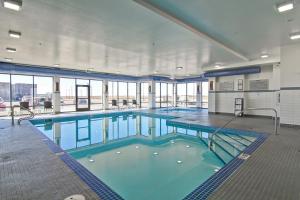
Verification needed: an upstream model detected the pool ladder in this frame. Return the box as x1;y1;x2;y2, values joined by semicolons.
209;107;279;149
11;105;35;126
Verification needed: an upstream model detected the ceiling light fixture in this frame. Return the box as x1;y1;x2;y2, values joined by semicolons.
54;64;60;67
6;47;16;52
4;58;12;62
276;1;294;13
176;66;183;70
215;63;223;68
8;30;21;38
154;71;158;74
3;0;22;11
290;32;300;40
261;54;269;58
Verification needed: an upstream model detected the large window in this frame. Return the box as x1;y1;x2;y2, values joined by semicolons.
34;76;53;112
128;82;137;106
108;81;118;108
187;83;197;107
167;83;174;106
108;81;137;109
176;83;187;107
161;83;168;107
118;82;128;107
155;83;161;107
90;80;103;110
201;82;208;108
60;78;76;112
0;74;11;116
11;75;34;114
141;82;149;108
155;82;173;108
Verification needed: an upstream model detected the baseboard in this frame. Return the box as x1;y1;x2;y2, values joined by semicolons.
280;123;300;128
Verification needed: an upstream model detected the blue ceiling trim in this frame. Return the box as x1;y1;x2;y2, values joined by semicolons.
0;61;209;82
176;75;208;82
0;62;139;81
204;66;261;77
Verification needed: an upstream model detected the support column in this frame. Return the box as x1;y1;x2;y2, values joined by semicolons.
196;82;202;108
136;82;141;108
174;83;178;107
103;80;109;110
148;81;156;109
52;76;61;114
208;77;216;113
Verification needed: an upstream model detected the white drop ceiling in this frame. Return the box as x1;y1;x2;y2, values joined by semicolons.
0;0;299;76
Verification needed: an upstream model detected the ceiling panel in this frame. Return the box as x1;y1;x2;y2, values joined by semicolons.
1;0;298;76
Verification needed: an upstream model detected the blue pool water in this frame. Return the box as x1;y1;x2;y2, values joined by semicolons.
31;112;258;200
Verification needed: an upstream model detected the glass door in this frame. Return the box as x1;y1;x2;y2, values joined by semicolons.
76;85;90;111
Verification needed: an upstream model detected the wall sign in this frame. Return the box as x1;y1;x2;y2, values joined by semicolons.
249;79;269;90
238;79;243;91
219;81;234;91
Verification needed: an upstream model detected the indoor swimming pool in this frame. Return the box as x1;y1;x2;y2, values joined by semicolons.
31;112;259;200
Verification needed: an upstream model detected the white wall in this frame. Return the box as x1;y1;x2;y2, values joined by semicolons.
209;65;280;117
280;43;300;125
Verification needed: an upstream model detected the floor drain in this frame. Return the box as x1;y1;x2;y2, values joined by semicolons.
238;153;250;160
64;194;85;200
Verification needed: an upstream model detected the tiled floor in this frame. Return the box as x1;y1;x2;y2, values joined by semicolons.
1;109;300;200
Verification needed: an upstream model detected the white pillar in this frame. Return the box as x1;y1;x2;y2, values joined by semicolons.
174;83;178;107
136;82;141;108
103;80;109;110
148;81;156;109
52;76;61;114
208;77;216;113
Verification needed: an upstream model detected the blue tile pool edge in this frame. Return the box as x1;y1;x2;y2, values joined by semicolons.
183;132;268;200
27;118;268;200
27;122;124;200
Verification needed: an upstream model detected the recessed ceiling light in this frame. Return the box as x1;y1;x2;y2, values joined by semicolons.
3;0;22;11
54;64;60;67
176;66;183;70
261;54;269;58
6;47;16;52
4;58;12;62
8;30;21;38
290;32;300;40
215;64;222;68
276;1;294;13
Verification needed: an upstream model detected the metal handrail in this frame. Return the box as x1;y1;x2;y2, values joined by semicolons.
209;107;279;148
11;105;35;126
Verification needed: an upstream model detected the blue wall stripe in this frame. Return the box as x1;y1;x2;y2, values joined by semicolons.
204;66;261;77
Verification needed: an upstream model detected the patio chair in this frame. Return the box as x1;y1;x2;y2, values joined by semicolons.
132;99;137;108
44;101;53;113
112;99;118;109
122;100;128;109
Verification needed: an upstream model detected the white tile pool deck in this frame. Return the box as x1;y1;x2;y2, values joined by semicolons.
1;109;300;200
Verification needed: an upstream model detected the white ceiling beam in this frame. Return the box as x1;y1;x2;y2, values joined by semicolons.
133;0;249;61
